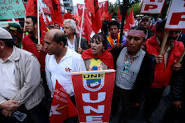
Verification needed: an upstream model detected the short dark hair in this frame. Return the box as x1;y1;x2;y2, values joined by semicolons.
91;33;107;50
156;20;166;33
26;16;37;25
53;32;67;46
0;39;15;48
108;20;120;29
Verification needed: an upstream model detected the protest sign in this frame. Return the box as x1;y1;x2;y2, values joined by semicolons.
0;0;25;20
165;0;185;30
140;0;165;14
72;70;115;123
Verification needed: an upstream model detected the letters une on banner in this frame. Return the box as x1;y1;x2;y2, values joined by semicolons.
0;0;25;20
165;0;185;30
72;70;115;123
140;0;165;14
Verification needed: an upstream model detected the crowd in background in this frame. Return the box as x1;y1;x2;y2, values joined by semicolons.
0;15;185;123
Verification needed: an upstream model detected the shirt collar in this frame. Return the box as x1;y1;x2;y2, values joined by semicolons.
126;47;144;59
0;46;20;63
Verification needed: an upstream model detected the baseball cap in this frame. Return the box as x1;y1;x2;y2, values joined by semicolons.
8;23;21;32
0;27;13;39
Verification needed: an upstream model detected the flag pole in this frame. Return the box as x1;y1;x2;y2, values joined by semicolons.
120;0;129;44
37;0;40;44
79;4;85;49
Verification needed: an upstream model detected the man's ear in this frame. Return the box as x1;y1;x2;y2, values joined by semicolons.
59;41;65;48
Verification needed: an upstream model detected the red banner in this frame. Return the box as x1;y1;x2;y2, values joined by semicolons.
72;70;115;122
140;0;165;14
50;80;78;123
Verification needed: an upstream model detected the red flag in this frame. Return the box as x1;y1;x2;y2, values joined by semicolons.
64;12;72;19
77;4;93;41
124;8;135;32
40;14;48;32
43;0;63;26
118;8;122;22
91;0;102;33
49;80;78;123
84;0;95;17
26;0;37;16
109;12;113;20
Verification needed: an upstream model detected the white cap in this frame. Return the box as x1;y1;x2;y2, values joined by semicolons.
0;27;12;39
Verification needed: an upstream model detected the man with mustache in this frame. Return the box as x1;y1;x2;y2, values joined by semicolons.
143;20;184;121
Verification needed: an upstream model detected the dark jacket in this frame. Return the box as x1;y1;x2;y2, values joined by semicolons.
75;36;89;52
171;58;185;101
131;53;155;103
116;48;155;103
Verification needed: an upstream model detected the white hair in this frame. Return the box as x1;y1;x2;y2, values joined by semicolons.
63;19;78;34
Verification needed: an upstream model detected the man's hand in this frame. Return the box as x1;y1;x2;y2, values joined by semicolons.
36;44;45;52
172;100;183;109
1;109;13;117
155;55;163;64
77;47;83;54
172;62;182;71
0;100;20;111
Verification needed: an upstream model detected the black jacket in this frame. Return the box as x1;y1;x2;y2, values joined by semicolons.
171;58;185;101
131;53;155;103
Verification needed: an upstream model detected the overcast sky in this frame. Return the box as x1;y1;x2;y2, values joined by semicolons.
73;0;117;6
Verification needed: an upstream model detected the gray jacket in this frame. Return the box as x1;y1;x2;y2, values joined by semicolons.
0;47;44;110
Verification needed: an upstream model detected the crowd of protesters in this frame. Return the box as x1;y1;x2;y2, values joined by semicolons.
0;15;185;123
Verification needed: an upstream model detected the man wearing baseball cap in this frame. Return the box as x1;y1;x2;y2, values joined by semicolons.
0;27;49;123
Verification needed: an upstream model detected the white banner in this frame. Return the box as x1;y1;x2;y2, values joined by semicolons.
140;0;165;14
165;0;185;30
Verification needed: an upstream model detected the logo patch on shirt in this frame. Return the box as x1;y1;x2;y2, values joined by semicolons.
65;67;72;72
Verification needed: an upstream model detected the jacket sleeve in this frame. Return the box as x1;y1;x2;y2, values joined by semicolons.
81;37;89;50
13;55;42;105
132;54;155;103
171;59;185;101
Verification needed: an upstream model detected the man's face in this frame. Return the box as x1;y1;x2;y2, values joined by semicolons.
44;33;59;55
109;25;119;38
63;22;74;36
90;38;104;56
168;31;181;42
140;19;150;28
126;30;145;55
24;18;34;33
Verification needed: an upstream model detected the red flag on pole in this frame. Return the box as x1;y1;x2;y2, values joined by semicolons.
43;0;63;26
84;0;95;17
118;8;122;22
49;80;78;123
26;0;37;16
124;8;135;32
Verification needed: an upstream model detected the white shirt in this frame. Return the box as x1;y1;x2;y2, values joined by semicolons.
45;48;86;96
67;35;76;51
0;48;19;102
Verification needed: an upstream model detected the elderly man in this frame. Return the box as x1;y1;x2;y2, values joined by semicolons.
63;19;89;53
44;29;86;122
0;28;49;123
